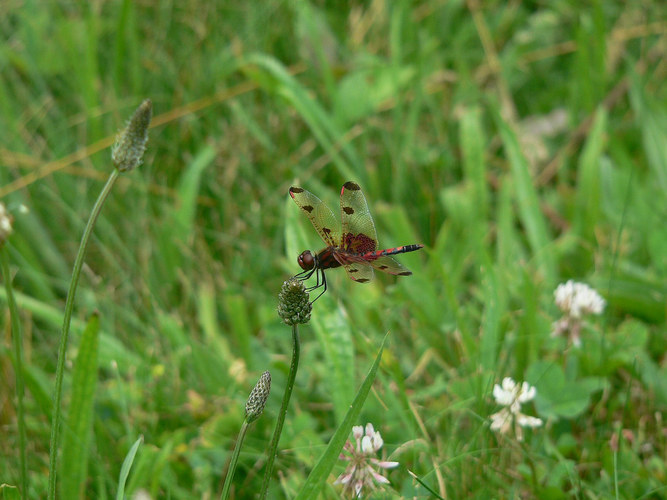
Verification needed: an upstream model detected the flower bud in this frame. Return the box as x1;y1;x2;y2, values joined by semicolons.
245;371;271;423
277;278;312;325
112;99;152;172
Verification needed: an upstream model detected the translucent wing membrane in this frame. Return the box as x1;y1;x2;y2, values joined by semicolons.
343;262;374;283
289;186;339;247
368;255;412;276
333;252;375;283
339;182;378;253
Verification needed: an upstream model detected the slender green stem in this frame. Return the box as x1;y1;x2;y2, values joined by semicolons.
259;323;300;499
1;246;28;498
221;420;250;500
47;169;120;500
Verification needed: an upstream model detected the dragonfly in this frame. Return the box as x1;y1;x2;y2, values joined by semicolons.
289;181;423;301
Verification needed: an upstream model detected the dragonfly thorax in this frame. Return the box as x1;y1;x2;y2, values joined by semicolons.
297;250;315;271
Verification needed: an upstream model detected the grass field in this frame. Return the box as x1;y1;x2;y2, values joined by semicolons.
1;1;666;498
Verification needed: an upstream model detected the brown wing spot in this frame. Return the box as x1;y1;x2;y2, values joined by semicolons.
398;271;412;276
342;206;354;215
348;267;359;273
290;187;304;193
303;205;314;213
356;278;370;283
322;227;332;235
343;232;377;253
378;265;388;270
343;181;361;191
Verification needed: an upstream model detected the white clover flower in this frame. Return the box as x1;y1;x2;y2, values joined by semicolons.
552;280;605;346
334;423;399;498
490;377;542;441
493;377;536;411
554;280;605;318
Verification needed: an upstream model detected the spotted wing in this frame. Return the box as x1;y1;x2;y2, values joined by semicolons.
336;252;375;283
339;181;378;254
367;255;413;276
289;186;339;247
344;262;374;283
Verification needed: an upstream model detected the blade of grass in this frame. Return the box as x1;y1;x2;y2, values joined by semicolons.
222;293;254;366
572;4;607;114
460;107;503;370
243;53;360;183
8;214;67;301
495;175;527;296
60;312;100;499
479;257;502;372
496;114;556;284
407;470;446;500
574;108;607;245
294;2;337;97
0;484;20;500
460;106;489;222
388;0;409;200
112;0;137;93
115;435;144;500
311;308;355;424
0;287;143;370
153;145;216;292
295;332;388;499
517;268;539;373
629;72;667;192
197;283;235;366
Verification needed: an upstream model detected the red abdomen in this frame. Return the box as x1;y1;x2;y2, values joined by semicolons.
363;244;424;260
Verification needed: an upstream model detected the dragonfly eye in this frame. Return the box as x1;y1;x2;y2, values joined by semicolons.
298;250;315;270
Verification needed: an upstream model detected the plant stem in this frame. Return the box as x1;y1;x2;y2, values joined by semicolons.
221;420;250;500
259;323;300;499
47;169;120;500
1;246;28;498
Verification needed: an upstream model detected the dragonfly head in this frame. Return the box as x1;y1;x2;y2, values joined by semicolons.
297;250;315;271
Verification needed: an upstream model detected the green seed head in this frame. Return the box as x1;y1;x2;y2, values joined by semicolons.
245;371;271;423
278;278;312;325
112;99;152;172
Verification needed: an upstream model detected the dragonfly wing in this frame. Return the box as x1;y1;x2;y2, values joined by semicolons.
334;251;375;283
343;262;375;283
290;186;340;247
339;181;378;254
368;255;413;276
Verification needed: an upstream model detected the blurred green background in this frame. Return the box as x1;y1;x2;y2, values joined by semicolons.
1;0;666;498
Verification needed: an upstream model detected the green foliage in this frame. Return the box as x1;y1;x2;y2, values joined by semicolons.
1;1;666;499
61;313;100;499
529;360;607;419
296;334;387;499
116;436;143;500
0;485;20;500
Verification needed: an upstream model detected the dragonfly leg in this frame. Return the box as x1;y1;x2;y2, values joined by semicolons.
293;267;328;303
310;267;323;289
309;269;327;303
294;267;316;281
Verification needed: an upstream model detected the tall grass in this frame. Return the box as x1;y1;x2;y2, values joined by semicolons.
1;1;666;498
